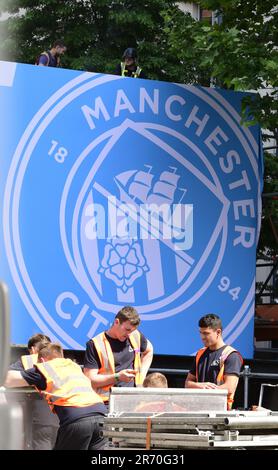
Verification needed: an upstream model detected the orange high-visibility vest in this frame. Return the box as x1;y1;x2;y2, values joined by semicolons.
195;345;243;410
92;330;142;402
36;358;102;411
21;353;38;370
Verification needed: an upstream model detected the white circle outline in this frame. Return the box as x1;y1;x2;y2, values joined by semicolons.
3;73;260;348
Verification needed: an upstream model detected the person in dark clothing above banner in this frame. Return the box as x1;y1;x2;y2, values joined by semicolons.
36;39;67;67
114;47;147;79
5;342;107;450
83;306;153;406
185;314;243;410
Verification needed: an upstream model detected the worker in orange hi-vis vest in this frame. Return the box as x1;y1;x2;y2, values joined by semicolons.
185;314;243;410
84;306;153;407
5;342;107;450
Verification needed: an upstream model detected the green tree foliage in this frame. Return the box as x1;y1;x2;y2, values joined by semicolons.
163;0;278;256
258;153;278;259
0;0;277;255
164;1;277;133
0;0;178;78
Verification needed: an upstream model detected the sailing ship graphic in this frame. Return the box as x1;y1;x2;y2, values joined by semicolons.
115;165;183;205
114;165;187;238
91;164;194;303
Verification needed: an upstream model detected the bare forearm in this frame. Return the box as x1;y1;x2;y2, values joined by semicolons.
185;379;218;389
140;351;153;382
185;379;202;389
84;368;137;387
4;371;29;388
84;369;117;387
217;378;238;395
92;373;118;387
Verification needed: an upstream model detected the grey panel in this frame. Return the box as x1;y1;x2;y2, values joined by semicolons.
0;282;10;386
0;401;23;450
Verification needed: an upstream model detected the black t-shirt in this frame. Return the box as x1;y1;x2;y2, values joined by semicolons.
9;359;24;371
114;63;147;79
21;367;107;426
84;331;148;388
189;346;242;383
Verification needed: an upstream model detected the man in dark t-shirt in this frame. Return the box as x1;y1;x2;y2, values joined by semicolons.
84;331;148;388
185;314;243;410
84;306;153;405
188;345;242;384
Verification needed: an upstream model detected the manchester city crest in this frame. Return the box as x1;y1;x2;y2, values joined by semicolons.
1;62;262;354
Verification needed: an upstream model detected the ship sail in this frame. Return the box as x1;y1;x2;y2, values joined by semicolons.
147;169;180;205
129;182;152;202
160;171;180;186
115;167;185;232
134;171;154;186
147;182;175;204
129;171;154;202
115;167;154;204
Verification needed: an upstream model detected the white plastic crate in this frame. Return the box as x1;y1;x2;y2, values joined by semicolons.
109;387;228;414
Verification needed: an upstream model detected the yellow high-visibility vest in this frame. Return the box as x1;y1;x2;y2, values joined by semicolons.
21;353;38;370
120;62;142;78
36;358;102;411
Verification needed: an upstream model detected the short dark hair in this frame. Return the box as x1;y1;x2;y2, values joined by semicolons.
115;306;140;327
122;47;137;60
38;343;63;361
28;333;51;350
199;314;222;331
52;39;66;49
143;373;168;388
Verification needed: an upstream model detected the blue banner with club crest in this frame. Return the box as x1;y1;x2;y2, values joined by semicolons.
0;61;263;357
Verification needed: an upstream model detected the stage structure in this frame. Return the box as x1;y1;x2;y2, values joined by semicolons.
0;61;263;357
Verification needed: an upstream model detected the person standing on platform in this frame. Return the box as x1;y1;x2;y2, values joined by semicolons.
5;342;107;450
185;314;243;410
114;47;147;78
8;333;59;450
84;306;153;407
36;39;66;67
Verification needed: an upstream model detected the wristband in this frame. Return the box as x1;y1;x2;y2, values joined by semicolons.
114;373;120;383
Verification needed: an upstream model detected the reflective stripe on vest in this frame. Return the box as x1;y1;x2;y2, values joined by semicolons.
128;330;143;385
92;330;142;401
21;353;38;370
120;62;142;78
36;358;101;410
195;345;243;410
195;348;206;382
216;345;243;410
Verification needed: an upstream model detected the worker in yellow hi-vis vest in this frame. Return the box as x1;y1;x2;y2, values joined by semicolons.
114;47;147;79
8;333;59;450
5;342;107;450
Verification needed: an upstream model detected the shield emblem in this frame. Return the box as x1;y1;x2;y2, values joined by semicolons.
62;119;229;318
